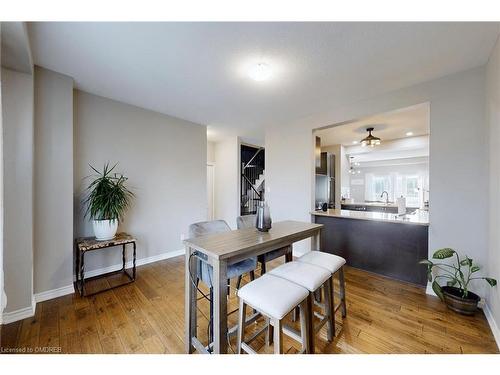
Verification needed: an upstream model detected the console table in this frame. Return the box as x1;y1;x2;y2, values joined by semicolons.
75;232;137;297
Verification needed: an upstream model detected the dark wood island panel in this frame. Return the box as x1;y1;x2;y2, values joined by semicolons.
314;215;428;286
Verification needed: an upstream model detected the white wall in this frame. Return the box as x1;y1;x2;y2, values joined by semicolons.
213;137;240;229
207;141;216;164
486;33;500;340
267;67;490;296
1;68;34;313
74;90;207;272
34;66;74;294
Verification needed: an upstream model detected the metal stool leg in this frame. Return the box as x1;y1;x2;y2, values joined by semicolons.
260;261;267;275
209;287;214;346
236;275;243;290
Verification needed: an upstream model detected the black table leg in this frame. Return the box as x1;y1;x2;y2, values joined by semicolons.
132;242;137;280
75;244;80;294
122;244;126;271
75;239;136;297
80;251;86;297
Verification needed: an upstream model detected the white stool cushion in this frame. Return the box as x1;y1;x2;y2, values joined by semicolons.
238;274;308;320
298;251;346;274
269;261;331;292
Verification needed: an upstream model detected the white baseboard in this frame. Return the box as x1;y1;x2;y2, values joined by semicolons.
425;283;437;297
1;298;36;325
34;284;75;304
483;303;500;349
1;249;185;325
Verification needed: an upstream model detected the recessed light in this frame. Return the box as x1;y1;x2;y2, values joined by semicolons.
406;131;414;136
248;63;272;82
352;141;358;144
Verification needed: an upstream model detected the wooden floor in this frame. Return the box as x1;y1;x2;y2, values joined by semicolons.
1;255;498;354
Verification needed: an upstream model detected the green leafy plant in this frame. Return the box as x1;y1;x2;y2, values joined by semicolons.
83;162;134;222
420;248;497;301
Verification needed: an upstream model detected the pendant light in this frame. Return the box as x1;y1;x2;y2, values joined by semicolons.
360;127;381;147
348;157;361;175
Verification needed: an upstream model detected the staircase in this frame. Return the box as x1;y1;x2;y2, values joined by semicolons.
241;145;265;216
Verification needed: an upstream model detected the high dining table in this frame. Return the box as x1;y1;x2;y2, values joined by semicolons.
183;220;323;354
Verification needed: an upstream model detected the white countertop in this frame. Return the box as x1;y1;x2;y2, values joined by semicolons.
311;208;429;226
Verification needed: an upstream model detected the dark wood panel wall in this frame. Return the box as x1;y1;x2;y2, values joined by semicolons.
315;216;428;286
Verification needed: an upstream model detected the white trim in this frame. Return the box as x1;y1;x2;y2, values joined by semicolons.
425;283;437;297
1;297;35;325
483;303;500;349
34;284;75;303
82;248;185;279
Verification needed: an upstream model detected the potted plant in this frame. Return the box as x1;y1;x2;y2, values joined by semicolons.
83;163;134;240
420;248;497;315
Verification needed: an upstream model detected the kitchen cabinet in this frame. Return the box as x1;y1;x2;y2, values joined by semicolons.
316;151;328;175
314;215;428;286
315;136;328;175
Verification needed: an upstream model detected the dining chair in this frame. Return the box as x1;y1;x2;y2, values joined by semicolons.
188;220;257;349
236;215;293;276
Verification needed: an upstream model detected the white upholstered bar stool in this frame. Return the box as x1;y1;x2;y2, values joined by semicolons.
268;261;334;349
298;251;347;320
236;274;310;354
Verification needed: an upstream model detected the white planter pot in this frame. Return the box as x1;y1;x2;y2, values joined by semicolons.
93;219;118;240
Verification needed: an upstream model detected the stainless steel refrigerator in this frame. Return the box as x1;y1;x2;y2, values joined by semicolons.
315;153;335;209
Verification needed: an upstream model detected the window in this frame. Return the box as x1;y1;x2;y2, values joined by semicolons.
404;176;420;207
365;172;425;207
365;174;392;201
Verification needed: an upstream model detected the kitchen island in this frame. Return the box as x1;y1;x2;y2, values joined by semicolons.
312;209;429;286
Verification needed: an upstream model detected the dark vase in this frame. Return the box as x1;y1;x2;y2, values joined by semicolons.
441;286;480;316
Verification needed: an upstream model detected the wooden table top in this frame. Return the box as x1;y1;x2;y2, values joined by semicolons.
75;232;136;251
183;220;323;260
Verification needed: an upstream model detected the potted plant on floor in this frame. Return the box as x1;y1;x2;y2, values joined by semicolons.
420;248;497;315
83;162;134;240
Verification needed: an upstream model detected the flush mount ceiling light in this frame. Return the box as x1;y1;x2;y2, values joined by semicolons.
360;127;381;147
248;63;272;82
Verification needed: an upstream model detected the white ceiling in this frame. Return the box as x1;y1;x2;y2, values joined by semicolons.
28;22;499;142
315;102;430;146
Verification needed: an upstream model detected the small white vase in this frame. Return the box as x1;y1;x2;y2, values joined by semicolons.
93;219;118;240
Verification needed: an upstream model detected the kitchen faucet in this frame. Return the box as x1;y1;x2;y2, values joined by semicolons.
381;191;389;204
